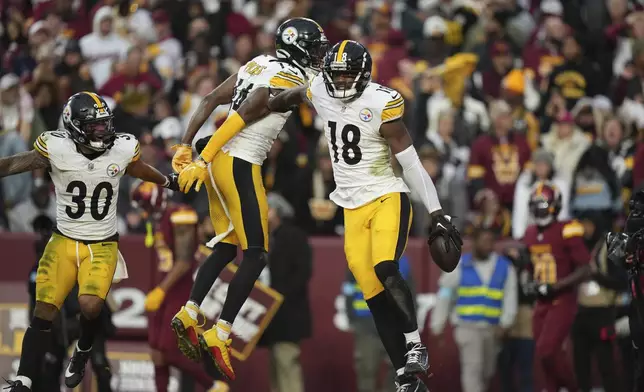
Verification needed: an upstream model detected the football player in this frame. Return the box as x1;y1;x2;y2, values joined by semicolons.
131;182;229;392
522;181;591;392
169;18;328;380
264;40;462;391
0;92;178;392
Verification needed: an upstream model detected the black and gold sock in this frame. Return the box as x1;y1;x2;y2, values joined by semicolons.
366;291;407;370
17;317;52;384
220;248;267;323
189;242;237;304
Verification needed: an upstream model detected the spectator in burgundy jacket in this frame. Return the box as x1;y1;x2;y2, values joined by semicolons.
471;40;515;104
468;100;531;209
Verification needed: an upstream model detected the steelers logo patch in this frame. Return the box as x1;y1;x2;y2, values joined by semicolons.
282;27;298;44
107;164;121;177
359;108;373;122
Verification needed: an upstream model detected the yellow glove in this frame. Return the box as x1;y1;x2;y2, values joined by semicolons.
178;158;209;193
172;144;193;173
144;287;166;312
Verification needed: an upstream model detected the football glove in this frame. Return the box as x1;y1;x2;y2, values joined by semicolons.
163;173;180;192
171;144;193;173
428;212;463;252
178;158;208;193
144;287;166;312
535;283;556;300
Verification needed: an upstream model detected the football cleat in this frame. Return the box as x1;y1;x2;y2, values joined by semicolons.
3;379;30;391
395;374;429;392
404;342;430;375
64;346;91;387
198;329;235;380
171;306;204;361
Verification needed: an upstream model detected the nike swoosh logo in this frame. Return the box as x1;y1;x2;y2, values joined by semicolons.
380;197;390;203
436;223;446;230
65;364;75;378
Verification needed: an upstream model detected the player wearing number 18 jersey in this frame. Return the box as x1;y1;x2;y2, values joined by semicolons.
266;40;463;392
0;92;177;392
522;181;590;392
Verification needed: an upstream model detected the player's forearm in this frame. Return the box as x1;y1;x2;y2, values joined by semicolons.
0;151;49;178
267;86;307;112
200;88;270;162
181;74;237;145
158;259;191;292
127;160;169;185
396;146;442;213
554;264;591;293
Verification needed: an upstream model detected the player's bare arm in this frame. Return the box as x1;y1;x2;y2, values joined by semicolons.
553;263;591;293
180;73;238;146
267;85;308;112
0;150;50;177
157;224;196;292
126;159;177;189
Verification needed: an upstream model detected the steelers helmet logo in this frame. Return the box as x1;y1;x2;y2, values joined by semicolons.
62;104;72;123
359;108;373;122
107;163;121;177
282;27;298;44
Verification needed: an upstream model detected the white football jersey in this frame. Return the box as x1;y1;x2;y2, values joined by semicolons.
34;131;140;241
222;54;306;165
307;75;409;209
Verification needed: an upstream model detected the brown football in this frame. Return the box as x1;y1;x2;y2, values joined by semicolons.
430;236;461;272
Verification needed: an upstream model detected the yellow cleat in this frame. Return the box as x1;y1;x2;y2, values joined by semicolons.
208;380;230;392
199;328;235;381
170;305;204;361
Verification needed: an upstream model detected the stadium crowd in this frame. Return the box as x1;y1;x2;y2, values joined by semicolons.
1;0;644;390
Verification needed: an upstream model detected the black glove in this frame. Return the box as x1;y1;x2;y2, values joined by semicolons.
163;173;180;191
535;283;556;300
428;212;463;252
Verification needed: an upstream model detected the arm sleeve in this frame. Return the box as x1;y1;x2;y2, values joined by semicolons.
395;145;442;213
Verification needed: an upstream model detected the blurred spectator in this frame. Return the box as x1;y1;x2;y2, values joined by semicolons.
431;227;518;392
79;6;129;89
0;108;32;211
465;189;511;238
468;100;531;209
0;73;34;142
32;0;90;39
425;107;470;173
149;10;184;90
152;98;182;156
55;40;95;100
179;75;230;148
471;39;515;103
543;34;603;111
420;0;479;51
343;254;413;392
258;193;312;392
323;7;353;44
7;184;56;233
501;69;541;149
541;111;591;183
99;46;163;137
573;230;626;392
512;149;570;240
263;121;300;205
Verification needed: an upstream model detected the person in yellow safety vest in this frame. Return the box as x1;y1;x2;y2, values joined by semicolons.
431;227;518;392
343;254;414;392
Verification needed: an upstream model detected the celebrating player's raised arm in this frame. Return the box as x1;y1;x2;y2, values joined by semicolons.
267;85;308;112
127;158;179;190
172;73;238;172
0;150;50;177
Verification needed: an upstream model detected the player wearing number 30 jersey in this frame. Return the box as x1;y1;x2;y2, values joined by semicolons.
0;92;178;392
266;41;463;392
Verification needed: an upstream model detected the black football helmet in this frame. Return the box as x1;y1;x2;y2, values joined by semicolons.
62;91;115;152
323;40;372;100
529;180;562;227
275;18;328;72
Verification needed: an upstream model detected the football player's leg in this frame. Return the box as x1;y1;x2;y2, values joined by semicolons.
534;304;576;392
371;193;427;374
200;155;269;380
151;349;170;392
172;168;239;361
344;206;407;378
66;240;118;388
11;233;77;391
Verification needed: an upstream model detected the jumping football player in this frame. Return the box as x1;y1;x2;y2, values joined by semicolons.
0;92;178;392
264;40;463;391
523;181;591;392
131;182;229;392
169;18;328;380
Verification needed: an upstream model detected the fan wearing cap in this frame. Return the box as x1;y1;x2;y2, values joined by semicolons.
501;69;541;150
471;40;515;102
130;181;229;392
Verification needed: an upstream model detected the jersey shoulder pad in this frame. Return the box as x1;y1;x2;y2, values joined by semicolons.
170;206;199;225
112;133;141;162
369;83;404;123
562;220;584;239
268;61;306;90
34;130;70;159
